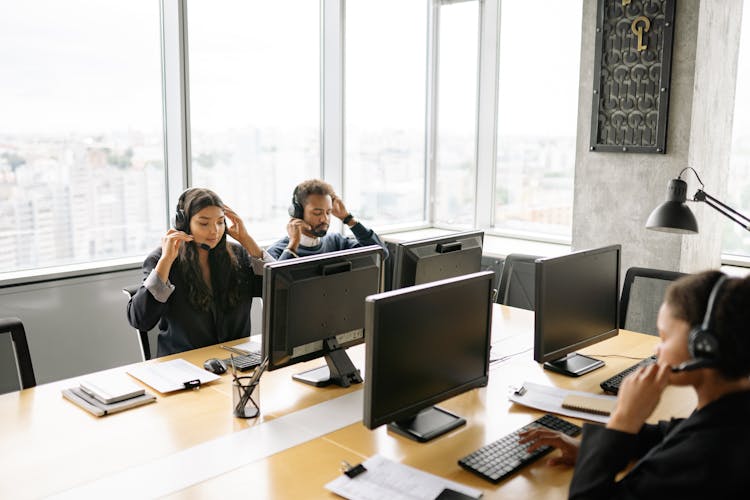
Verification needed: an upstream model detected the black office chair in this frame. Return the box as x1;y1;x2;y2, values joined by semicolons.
0;317;36;392
619;267;687;336
122;285;154;361
496;254;540;310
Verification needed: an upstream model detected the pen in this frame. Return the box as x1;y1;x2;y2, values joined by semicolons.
229;353;238;382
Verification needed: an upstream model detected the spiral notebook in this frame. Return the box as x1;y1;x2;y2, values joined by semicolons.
561;394;617;416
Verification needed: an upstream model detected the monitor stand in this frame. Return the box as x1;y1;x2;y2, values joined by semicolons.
543;352;604;377
292;337;362;388
387;406;466;443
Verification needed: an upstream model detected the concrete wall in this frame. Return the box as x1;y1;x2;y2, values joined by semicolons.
573;0;743;275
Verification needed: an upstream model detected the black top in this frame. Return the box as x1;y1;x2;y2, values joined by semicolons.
126;243;262;357
569;389;750;499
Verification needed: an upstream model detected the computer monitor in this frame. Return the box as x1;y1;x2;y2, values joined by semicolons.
533;244;621;377
262;245;385;388
363;271;494;442
391;230;484;290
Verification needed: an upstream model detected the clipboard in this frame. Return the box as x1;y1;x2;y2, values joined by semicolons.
508;381;617;423
127;359;220;393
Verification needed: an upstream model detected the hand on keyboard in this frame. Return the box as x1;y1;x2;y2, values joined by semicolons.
458;414;581;483
518;426;580;466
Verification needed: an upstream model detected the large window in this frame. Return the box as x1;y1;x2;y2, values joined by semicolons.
493;0;582;240
433;0;480;227
187;0;320;241
725;5;750;259
345;0;428;228
0;1;165;274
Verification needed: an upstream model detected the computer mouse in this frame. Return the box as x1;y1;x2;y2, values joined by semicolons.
203;358;227;375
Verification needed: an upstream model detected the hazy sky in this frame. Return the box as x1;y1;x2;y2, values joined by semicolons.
1;0;746;139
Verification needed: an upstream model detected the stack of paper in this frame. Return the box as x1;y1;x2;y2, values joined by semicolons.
62;373;156;417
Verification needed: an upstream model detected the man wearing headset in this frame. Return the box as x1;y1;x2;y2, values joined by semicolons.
267;179;388;260
519;270;750;497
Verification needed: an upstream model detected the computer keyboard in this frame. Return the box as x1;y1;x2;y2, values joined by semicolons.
223;351;262;372
458;414;582;484
599;354;658;394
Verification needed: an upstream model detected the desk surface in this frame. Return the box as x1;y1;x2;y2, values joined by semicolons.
0;305;695;499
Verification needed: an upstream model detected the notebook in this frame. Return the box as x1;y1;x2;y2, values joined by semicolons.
79;374;145;404
63;387;156;417
561;394;617;416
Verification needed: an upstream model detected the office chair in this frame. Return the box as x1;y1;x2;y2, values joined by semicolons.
496;254;540;311
0;317;36;392
619;267;686;336
122;285;154;361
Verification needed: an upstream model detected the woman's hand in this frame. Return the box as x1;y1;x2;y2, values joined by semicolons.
224;205;263;258
607;362;670;434
518;426;581;466
223;206;247;243
156;229;193;282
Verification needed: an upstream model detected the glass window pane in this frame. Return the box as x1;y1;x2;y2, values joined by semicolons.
188;0;320;241
725;6;750;258
434;1;479;227
493;0;582;240
0;1;165;274
345;0;427;227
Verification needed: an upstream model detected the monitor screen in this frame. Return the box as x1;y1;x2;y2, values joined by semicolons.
363;271;494;442
533;244;621;376
391;231;484;290
262;245;384;387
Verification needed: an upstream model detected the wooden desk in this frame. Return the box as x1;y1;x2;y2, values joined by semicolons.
0;305;695;499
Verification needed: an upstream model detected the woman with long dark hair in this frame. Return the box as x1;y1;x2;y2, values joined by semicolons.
127;188;272;356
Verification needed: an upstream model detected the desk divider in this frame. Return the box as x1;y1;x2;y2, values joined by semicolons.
49;390;364;499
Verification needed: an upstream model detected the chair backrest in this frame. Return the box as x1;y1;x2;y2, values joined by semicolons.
620;267;687;336
123;286;154;361
0;317;36;392
496;254;540;311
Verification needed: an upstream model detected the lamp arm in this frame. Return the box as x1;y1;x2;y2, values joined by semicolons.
694;190;750;231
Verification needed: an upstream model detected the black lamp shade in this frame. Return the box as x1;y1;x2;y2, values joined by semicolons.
645;178;699;234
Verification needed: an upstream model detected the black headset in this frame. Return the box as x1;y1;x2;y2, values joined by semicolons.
672;274;728;372
288;186;304;219
174;190;189;232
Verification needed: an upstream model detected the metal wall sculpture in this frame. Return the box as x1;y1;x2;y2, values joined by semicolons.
590;0;675;153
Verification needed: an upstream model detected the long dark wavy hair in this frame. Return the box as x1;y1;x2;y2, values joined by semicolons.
175;188;242;312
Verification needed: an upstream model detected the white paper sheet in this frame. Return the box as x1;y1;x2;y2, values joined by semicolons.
508;381;616;424
127;358;220;393
326;454;482;500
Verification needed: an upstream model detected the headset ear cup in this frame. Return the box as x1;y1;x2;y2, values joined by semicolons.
174;208;186;231
287;202;303;219
288;188;303;219
689;326;720;360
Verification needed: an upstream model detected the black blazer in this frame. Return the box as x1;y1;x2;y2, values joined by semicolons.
127;243;262;357
569;389;750;499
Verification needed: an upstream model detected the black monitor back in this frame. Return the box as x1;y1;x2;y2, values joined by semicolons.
392;230;484;289
364;271;494;430
262;246;384;371
533;244;621;363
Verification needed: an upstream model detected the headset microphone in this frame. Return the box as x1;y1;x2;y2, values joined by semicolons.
199;243;211;251
671;358;717;373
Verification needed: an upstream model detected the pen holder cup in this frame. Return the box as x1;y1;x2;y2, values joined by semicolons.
232;376;260;419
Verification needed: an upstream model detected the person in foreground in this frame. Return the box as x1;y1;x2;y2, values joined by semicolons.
267;179;388;260
127;188;273;356
519;270;750;498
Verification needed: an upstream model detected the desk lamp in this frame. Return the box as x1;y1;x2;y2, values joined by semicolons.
646;167;750;234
